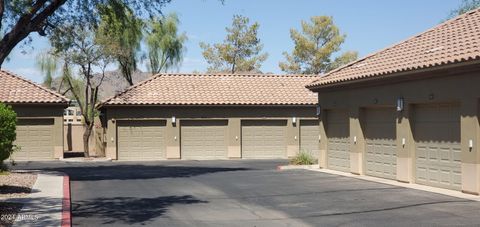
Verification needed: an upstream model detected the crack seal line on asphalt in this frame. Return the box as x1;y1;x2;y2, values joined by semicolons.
151;200;471;222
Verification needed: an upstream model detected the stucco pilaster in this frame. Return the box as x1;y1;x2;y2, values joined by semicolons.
105;119;117;160
349;107;364;175
319;110;327;168
287;118;300;158
53;116;64;159
396;104;414;183
228;118;241;159
460;98;480;194
166;118;180;159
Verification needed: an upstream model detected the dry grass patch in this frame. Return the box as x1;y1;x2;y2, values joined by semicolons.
289;150;318;165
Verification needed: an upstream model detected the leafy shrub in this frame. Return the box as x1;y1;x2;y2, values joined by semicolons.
289;150;317;165
0;103;17;171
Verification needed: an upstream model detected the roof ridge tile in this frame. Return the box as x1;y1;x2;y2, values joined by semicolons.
99;73;320;107
0;70;69;104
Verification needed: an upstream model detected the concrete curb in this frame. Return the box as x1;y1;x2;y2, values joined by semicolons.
59;157;112;163
278;165;480;202
61;175;71;227
277;164;319;170
10;171;69;227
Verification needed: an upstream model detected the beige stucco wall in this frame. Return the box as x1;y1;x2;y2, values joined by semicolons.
101;106;317;160
64;123;101;155
313;66;480;194
11;104;66;159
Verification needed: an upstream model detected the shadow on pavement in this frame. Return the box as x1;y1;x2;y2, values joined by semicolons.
29;165;252;181
4;196;63;227
72;195;207;225
0;185;32;194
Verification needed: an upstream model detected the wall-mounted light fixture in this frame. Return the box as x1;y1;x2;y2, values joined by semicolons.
292;117;297;124
171;116;176;125
316;104;321;117
396;97;404;112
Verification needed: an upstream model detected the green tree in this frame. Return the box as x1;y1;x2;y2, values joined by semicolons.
200;15;268;73
49;24;112;158
146;13;187;74
36;51;85;101
279;16;358;74
37;52;58;89
96;1;143;86
448;0;480;19
0;0;173;67
0;103;17;171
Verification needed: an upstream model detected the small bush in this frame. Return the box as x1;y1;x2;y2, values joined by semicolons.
0;103;17;171
289;150;317;165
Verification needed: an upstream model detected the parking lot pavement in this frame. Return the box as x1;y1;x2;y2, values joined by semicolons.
13;160;480;226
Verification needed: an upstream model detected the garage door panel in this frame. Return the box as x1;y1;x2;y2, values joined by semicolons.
326;110;350;172
242;120;287;159
117;120;166;160
414;103;461;190
364;108;397;180
300;120;320;156
12;119;55;161
181;120;228;159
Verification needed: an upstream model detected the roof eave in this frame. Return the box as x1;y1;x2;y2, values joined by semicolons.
99;103;318;108
3;101;70;107
307;59;480;92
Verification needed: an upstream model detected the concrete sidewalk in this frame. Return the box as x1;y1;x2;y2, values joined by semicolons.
278;165;480;202
6;171;70;227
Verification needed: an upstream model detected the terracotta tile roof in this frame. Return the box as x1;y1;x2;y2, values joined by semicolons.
307;8;480;89
100;73;319;106
0;70;69;104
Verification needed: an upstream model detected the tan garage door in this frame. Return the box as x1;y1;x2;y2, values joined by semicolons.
300;120;320;157
242;120;287;159
181;120;228;160
117;120;166;160
414;103;461;190
326;109;350;172
12;119;54;161
364;108;397;180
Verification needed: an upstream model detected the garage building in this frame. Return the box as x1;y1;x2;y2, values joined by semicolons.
98;73;319;161
307;9;480;194
0;70;69;161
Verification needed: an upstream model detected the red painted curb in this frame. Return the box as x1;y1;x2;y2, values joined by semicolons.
61;175;71;227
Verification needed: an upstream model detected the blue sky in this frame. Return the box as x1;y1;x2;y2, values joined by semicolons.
2;0;462;83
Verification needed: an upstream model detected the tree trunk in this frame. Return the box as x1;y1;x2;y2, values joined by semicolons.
83;125;93;158
0;30;30;66
0;0;66;66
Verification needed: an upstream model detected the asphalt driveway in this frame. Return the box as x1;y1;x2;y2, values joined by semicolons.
13;160;480;226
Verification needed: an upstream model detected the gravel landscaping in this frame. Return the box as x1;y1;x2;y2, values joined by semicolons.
0;171;37;198
0;171;38;226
